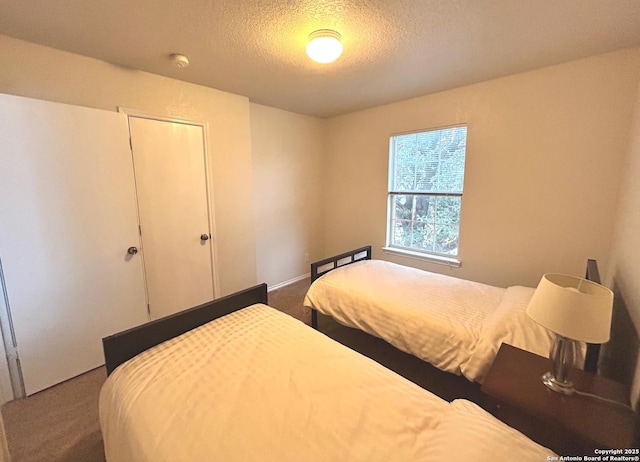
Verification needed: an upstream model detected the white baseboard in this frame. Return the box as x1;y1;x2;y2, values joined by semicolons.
268;273;310;292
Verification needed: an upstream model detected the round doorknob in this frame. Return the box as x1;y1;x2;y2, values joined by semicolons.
127;246;138;255
200;234;210;241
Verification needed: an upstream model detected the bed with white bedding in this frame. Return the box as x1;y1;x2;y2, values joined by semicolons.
100;292;554;462
304;247;598;383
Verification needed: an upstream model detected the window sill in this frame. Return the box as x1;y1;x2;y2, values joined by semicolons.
382;247;461;268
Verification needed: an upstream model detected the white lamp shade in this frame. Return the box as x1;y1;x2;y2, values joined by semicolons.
526;274;613;343
306;30;343;64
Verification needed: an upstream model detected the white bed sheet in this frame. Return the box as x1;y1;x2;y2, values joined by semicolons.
303;260;555;382
100;303;553;462
100;304;448;462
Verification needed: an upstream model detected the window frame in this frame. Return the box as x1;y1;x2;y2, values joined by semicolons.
384;124;467;266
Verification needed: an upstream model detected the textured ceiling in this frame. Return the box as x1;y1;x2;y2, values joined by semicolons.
1;0;640;118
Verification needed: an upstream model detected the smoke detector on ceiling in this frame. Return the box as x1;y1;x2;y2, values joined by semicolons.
169;53;190;68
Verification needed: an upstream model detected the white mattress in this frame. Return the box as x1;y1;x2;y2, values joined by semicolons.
303;260;556;381
99;303;554;462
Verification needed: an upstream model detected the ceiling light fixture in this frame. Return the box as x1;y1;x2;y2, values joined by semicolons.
306;29;343;64
169;53;190;68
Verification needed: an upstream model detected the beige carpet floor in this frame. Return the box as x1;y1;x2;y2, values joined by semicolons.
0;278;311;462
1;367;107;462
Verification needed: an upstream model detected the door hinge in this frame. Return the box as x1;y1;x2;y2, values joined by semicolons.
129;137;133;150
139;225;142;236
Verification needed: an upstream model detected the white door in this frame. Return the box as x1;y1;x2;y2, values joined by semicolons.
0;94;149;395
128;117;215;320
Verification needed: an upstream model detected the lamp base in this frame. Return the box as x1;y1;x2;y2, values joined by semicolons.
541;371;575;395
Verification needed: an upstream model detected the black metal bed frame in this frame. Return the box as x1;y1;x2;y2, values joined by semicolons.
310;245;372;329
309;247;602;375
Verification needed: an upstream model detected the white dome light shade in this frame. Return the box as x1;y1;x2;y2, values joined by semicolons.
306;30;343;64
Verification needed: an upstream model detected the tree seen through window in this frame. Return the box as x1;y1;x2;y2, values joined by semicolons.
387;126;467;257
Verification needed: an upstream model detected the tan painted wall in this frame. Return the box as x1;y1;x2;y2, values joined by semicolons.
0;35;258;296
324;48;640;288
608;76;640;406
250;103;326;287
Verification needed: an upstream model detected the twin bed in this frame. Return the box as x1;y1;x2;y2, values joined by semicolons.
99;251;608;460
100;284;554;461
304;246;601;384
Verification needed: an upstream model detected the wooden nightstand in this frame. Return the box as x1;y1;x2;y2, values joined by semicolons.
482;343;637;455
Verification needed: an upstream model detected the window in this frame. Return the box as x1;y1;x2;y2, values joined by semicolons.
386;125;467;262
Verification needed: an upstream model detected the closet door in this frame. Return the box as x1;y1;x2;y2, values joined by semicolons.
0;94;149;395
128;117;215;320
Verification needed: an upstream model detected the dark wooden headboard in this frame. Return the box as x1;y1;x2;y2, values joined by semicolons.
102;283;268;375
584;259;602;374
598;277;640;407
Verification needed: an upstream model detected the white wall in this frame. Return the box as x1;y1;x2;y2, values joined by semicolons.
323;48;640;288
0;35;258;296
608;75;640;406
0;35;259;404
250;103;325;288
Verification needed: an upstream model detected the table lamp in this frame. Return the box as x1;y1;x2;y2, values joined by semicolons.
526;274;613;395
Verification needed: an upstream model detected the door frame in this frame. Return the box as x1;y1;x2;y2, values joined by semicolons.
118;107;220;300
